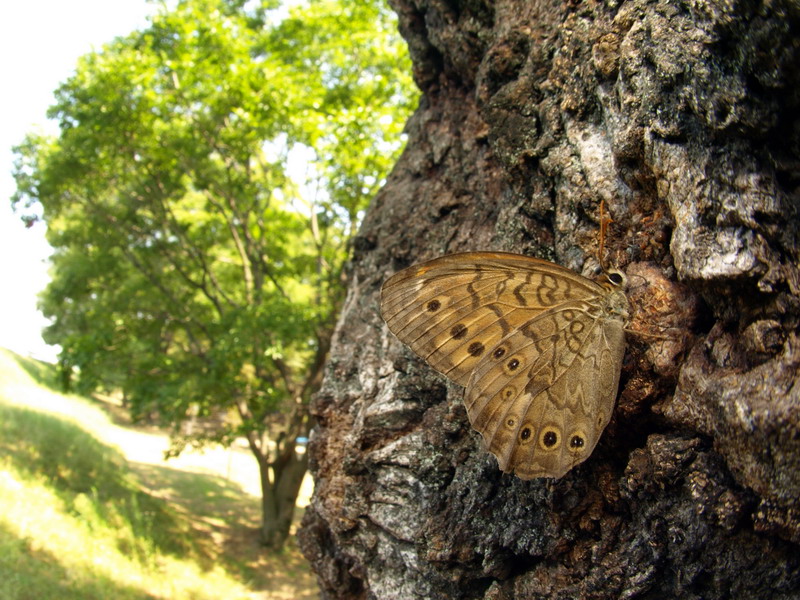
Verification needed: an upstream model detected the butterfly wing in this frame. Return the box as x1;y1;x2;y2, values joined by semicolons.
464;299;626;479
380;252;604;386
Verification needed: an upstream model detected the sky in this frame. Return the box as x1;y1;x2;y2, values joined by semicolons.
0;1;157;362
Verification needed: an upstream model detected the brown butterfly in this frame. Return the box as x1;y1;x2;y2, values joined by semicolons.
380;252;629;479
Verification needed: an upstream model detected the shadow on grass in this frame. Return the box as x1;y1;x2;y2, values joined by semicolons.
130;461;263;573
0;519;158;600
4;350;147;431
1;350;320;597
0;401;200;562
131;462;259;526
0;399;285;585
129;463;317;596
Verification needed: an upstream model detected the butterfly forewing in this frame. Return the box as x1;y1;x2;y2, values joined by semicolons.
380;253;603;386
380;251;629;479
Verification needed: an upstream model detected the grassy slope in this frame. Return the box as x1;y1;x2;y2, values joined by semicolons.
0;349;318;600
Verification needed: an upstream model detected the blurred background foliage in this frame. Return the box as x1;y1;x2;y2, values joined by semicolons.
11;0;418;547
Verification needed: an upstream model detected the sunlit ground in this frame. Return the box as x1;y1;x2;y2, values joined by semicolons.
0;348;318;600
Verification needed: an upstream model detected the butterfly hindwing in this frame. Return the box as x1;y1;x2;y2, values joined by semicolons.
464;301;626;479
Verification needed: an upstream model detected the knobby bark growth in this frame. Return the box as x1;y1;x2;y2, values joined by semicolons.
299;1;800;598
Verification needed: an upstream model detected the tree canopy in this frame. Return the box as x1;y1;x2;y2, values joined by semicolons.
12;0;417;547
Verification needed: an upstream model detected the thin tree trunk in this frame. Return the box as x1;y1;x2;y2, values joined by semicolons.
257;442;309;548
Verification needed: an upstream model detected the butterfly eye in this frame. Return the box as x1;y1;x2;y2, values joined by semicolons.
607;272;623;285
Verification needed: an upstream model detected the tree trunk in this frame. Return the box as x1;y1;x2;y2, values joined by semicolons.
299;1;800;599
257;444;309;548
245;400;312;549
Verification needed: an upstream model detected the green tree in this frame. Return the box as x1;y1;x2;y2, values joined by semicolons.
12;0;416;548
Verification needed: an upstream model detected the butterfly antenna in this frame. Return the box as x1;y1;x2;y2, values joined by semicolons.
598;198;612;272
624;325;677;342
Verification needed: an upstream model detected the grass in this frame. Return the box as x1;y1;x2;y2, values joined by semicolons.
0;348;318;599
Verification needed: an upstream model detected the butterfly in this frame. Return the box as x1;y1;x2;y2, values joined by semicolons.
380;252;629;479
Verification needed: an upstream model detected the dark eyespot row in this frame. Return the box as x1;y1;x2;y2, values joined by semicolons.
450;323;467;339
537;426;562;451
426;299;441;312
468;341;485;357
567;429;589;453
502;355;524;376
512;420;536;443
508;423;590;453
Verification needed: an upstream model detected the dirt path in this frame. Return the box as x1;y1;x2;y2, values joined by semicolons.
93;393;314;501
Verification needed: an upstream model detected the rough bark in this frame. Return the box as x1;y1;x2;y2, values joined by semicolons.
298;1;800;598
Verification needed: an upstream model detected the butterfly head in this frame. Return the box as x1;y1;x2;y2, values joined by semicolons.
599;268;630;323
604;269;627;290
